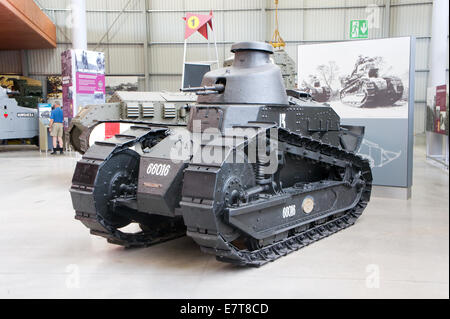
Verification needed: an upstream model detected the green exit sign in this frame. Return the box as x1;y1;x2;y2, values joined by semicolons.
350;19;369;39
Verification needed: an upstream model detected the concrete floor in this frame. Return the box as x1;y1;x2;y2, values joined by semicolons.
0;137;448;299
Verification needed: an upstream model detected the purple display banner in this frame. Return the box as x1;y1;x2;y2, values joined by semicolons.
61;50;74;120
76;73;106;94
61;49;106;127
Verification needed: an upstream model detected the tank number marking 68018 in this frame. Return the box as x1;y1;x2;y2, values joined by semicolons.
146;163;171;176
282;205;296;218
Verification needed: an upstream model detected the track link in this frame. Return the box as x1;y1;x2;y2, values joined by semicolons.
340;81;376;108
70;120;187;154
71;124;185;248
182;126;372;266
75;211;185;248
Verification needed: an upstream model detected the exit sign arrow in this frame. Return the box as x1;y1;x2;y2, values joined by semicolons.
360;22;368;34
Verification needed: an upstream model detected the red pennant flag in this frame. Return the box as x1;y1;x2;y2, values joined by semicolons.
183;11;213;40
207;10;213;30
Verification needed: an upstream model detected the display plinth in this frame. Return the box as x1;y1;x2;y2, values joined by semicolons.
426;131;449;172
372;185;412;200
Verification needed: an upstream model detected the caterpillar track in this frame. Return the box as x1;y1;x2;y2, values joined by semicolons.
340;76;404;108
70;119;187;155
70;124;186;248
71;122;371;264
70;119;150;155
181;125;372;267
340;80;377;107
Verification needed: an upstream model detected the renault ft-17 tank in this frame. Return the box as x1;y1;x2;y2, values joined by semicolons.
70;42;372;266
340;57;404;107
301;76;332;103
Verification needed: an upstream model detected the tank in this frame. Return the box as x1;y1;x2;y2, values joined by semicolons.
301;77;332;103
0;87;39;144
0;76;42;109
70;42;372;266
340;61;404;108
271;49;297;89
67;91;196;154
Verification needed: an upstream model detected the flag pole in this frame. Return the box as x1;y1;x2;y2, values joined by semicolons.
212;16;219;69
207;26;211;65
181;39;187;89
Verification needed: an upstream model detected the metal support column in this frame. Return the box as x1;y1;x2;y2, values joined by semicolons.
261;1;267;42
144;0;150;90
71;0;87;50
384;0;391;37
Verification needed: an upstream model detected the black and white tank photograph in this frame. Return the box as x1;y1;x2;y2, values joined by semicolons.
298;37;411;119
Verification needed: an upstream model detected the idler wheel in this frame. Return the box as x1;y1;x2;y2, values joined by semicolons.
93;149;140;229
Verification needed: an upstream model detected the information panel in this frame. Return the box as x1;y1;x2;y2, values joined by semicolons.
298;37;415;188
426;84;448;135
61;50;106;127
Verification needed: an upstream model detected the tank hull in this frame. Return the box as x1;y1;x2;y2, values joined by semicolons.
309;86;332;103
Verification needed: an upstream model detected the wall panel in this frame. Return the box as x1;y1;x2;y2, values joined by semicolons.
0;51;22;74
390;3;432;37
106;45;144;75
303;9;347;41
149;75;181;91
27;44;71;75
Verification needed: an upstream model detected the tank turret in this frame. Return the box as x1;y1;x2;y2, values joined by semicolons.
196;42;288;105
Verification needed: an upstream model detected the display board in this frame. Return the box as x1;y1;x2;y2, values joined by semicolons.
61;50;106;127
426;84;448;135
38;103;52;151
298;37;415;189
182;63;211;89
38;103;51;119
